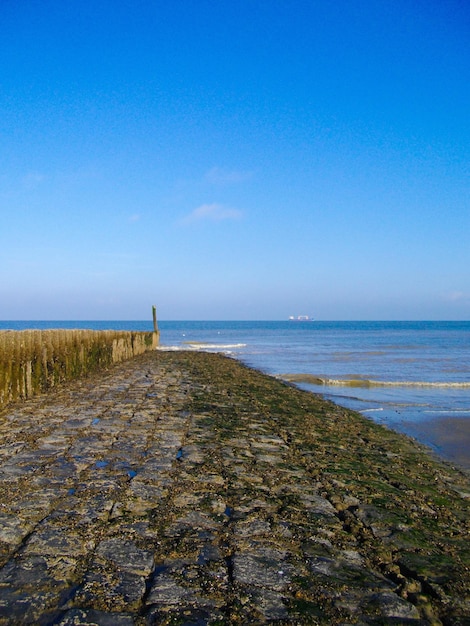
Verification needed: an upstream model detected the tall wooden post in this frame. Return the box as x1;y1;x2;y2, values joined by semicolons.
152;305;160;348
152;305;158;332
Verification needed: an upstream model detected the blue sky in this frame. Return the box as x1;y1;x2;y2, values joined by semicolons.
1;1;469;320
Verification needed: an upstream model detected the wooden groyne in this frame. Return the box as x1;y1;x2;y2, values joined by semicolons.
0;329;159;410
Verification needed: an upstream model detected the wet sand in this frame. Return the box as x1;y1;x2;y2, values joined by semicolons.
0;351;469;624
398;415;470;471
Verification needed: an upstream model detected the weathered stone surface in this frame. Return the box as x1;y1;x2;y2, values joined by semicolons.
0;350;468;624
147;571;196;605
0;514;34;546
232;547;292;591
362;590;421;619
55;608;135;625
95;538;154;576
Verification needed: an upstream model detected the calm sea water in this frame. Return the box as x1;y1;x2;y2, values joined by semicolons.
2;320;469;469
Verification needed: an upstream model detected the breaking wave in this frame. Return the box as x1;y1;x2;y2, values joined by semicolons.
280;373;470;389
159;342;246;352
182;342;247;350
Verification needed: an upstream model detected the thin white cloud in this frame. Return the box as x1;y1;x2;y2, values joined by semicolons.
205;167;252;185
444;291;468;302
181;202;243;224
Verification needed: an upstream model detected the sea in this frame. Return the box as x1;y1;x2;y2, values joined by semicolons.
2;320;469;471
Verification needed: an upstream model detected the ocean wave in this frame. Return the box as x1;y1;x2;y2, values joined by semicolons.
159;343;246;352
183;342;247;350
157;346;185;351
280;373;470;389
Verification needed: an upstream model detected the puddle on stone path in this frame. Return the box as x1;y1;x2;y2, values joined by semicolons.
95;460;109;469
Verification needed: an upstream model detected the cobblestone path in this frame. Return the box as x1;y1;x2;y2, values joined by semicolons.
0;351;469;625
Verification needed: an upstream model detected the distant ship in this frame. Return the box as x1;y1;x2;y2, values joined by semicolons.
289;315;314;321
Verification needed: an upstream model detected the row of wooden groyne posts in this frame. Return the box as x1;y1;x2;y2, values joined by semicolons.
0;327;160;411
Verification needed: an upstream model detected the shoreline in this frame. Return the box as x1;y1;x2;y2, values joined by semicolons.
0;350;469;624
278;373;470;472
393;414;470;472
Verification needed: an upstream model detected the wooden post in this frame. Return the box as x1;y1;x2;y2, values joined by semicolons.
152;305;160;348
152;305;158;332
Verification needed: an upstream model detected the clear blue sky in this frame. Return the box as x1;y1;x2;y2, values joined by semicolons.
1;1;469;320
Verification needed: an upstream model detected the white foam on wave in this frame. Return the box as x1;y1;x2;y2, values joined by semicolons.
158;343;246;352
281;373;470;388
327;379;470;388
184;342;247;350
